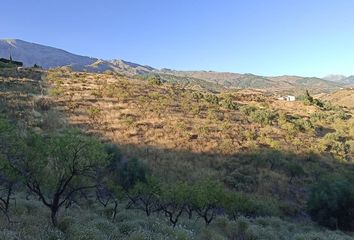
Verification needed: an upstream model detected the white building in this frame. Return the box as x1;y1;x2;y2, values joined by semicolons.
277;95;296;101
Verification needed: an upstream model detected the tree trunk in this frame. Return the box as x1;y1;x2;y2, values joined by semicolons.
112;200;118;222
51;194;60;226
51;207;58;226
4;183;13;212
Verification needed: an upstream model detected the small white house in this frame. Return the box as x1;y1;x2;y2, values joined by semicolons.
277;95;296;101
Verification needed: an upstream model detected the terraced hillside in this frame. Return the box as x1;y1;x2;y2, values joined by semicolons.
44;69;354;200
1;67;354;239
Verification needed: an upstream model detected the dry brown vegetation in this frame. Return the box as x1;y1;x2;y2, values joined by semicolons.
45;70;324;155
1;68;354;218
16;69;349;210
319;88;354;109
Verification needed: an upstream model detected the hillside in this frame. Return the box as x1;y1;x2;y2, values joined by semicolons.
320;88;354;109
45;69;354;182
1;67;354;239
160;70;343;94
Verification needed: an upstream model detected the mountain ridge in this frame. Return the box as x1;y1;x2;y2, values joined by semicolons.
324;74;354;85
0;39;348;93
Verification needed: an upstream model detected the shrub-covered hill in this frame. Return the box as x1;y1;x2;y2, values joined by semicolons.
0;68;354;239
319;88;354;110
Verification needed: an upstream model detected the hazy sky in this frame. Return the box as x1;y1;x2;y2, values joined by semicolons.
2;0;354;77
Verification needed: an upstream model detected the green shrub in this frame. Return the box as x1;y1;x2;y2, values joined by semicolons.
240;105;257;115
284;162;306;184
307;175;354;231
148;75;163;85
192;92;204;100
293;118;313;132
204;94;219;105
225;192;279;220
222;95;239;110
250;109;278;125
48;87;63;96
224;170;257;192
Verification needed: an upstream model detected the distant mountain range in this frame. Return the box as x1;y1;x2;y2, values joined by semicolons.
0;39;350;93
0;39;153;75
323;74;354;85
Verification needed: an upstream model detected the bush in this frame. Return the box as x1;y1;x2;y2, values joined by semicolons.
148;75;163;85
117;158;148;190
48;87;63;96
222;95;239;110
307;175;354;231
204;94;219;105
224;170;258;192
284;162;306;184
34;97;53;111
293;118;313;132
250;109;278;125
240;105;257;115
225;192;279;220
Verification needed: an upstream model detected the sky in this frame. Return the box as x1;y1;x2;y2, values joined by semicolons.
1;0;354;77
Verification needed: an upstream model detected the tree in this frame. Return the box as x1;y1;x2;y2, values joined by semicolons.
190;179;225;225
285;162;305;184
307;175;354;231
117;158;147;191
96;179;124;222
95;144;143;221
21;129;108;226
127;176;162;216
0;117;23;220
304;90;314;105
224;192;250;220
304;90;325;108
160;182;191;227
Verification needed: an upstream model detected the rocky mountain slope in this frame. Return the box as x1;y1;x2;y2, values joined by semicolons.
0;39;153;75
324;74;354;85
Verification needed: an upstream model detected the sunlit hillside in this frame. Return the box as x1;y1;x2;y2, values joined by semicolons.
1;67;354;239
